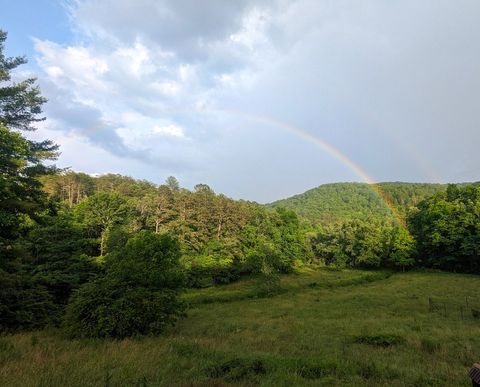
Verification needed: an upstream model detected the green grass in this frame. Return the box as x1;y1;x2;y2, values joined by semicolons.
1;269;480;386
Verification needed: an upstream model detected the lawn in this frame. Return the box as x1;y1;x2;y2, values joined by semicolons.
1;268;479;386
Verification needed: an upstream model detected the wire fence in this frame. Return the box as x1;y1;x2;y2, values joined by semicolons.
428;296;480;320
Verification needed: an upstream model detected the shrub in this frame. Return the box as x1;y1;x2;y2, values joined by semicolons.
186;264;240;288
0;270;59;331
64;231;186;338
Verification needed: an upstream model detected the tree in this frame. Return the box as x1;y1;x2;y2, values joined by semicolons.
0;29;59;254
142;185;176;233
0;31;47;130
165;176;180;192
64;231;186;338
0;123;57;332
26;213;99;307
74;192;130;256
385;226;416;270
409;184;480;272
0;31;59;332
311;219;385;268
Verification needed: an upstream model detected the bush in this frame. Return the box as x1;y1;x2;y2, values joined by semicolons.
0;270;59;331
64;278;184;338
64;231;186;338
186;264;240;288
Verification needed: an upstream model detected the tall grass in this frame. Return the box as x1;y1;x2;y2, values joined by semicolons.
1;269;479;386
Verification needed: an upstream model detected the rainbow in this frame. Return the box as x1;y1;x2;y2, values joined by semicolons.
203;108;406;226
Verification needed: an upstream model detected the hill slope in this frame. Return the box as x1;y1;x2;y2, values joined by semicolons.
268;182;447;224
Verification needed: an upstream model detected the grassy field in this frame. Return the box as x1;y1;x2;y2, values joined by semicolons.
1;268;480;386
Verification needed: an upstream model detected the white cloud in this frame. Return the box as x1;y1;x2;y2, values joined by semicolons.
29;0;480;201
153;124;186;138
113;42;154;77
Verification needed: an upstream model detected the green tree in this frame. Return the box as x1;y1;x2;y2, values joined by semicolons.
0;31;59;332
311;220;385;268
142;185;176;233
74;192;130;256
165;176;180;192
409;184;480;272
0;31;47;130
64;231;186;338
385;226;416;270
26;213;99;307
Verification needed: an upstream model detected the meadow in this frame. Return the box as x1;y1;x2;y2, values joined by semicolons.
1;268;479;386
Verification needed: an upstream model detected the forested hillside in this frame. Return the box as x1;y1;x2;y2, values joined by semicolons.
269;182;448;224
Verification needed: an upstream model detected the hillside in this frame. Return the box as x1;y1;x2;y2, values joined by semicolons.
268;182;448;224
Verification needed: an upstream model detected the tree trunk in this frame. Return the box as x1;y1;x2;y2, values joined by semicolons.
216;219;223;239
100;231;106;256
68;184;74;208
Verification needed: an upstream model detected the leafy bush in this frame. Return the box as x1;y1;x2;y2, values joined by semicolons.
64;279;183;338
186;264;240;288
64;231;186;338
0;270;59;331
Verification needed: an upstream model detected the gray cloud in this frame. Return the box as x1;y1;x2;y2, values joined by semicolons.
69;0;271;59
30;0;480;202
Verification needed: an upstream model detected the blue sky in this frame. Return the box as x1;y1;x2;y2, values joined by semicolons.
1;0;479;202
1;0;71;58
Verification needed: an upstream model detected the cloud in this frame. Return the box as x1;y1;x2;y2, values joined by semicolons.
29;0;480;201
153;124;186;138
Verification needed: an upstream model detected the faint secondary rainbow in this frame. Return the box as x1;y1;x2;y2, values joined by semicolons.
208;108;406;226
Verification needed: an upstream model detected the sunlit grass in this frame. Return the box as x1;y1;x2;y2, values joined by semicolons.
1;269;479;386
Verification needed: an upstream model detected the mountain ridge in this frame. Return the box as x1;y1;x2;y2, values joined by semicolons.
267;181;475;224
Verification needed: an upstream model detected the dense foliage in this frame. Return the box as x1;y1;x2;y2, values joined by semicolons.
311;220;416;270
41;173;309;281
409;184;480;272
269;182;446;224
1;30;479;337
64;231;185;338
0;31;59;332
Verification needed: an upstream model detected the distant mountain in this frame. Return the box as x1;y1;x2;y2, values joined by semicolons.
268;182;448;224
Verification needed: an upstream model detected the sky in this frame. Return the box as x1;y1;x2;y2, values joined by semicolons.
1;0;479;203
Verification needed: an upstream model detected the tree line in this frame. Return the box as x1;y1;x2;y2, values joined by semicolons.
1;30;479;338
